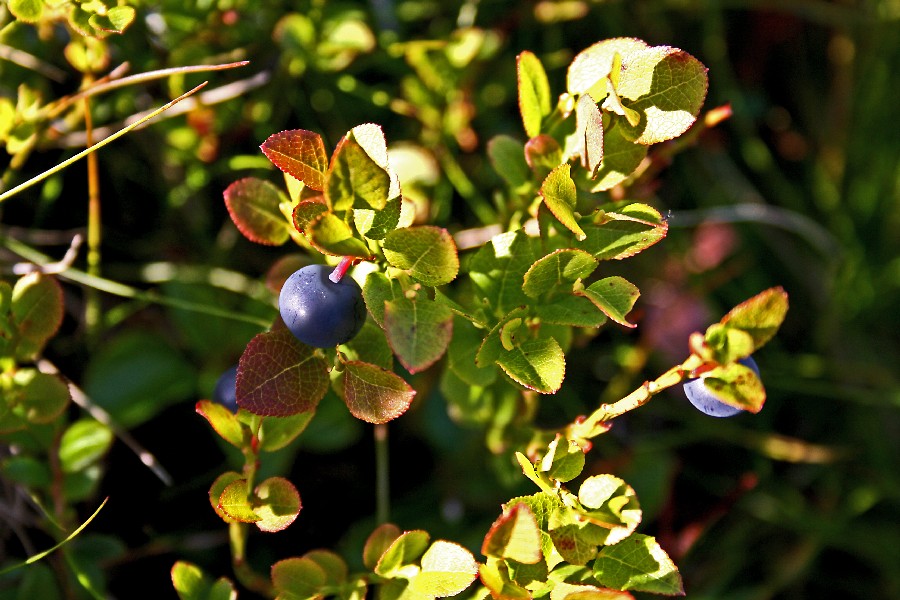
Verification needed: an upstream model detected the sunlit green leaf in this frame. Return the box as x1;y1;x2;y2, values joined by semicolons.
253;476;301;532
218;478;260;523
497;335;566;394
698;362;766;413
327;136;391;212
589;122;648;191
523;249;598;298
468;230;539;316
258;411;315;452
375;530;431;578
8;0;44;23
271;557;327;600
615;46;708;145
482;503;543;564
383;226;459;287
517;51;551;137
209;471;243;523
540;436;585;483
58;419;113;473
567;38;649;98
306;211;374;258
196;400;245;448
578;204;667;260
410;541;479;598
718;287;789;351
540;165;586;241
575;277;640;328
593;534;683;595
364;523;402;571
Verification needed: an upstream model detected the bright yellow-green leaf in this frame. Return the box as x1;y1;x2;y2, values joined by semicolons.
482;503;543;564
517;51;551;137
382;226;459;286
523;249;598;298
589;122;648;191
700;362;767;413
576;277;640;327
410;541;479;598
540;164;586;241
497;336;566;394
327;136;391;212
306;211;374;258
58;419;113;473
253;476;301;532
593;534;683;595
719;286;789;351
8;0;43;23
567;38;649;98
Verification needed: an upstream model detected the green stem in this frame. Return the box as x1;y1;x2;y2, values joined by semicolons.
1;236;272;328
0;83;208;204
374;423;390;524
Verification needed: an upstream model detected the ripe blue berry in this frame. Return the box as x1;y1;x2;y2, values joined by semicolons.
683;356;760;418
212;365;239;412
279;264;367;348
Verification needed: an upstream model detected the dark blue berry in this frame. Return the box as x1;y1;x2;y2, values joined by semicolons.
279;264;367;348
212;365;239;412
683;356;759;418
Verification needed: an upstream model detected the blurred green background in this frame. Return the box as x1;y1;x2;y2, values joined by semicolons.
1;1;898;598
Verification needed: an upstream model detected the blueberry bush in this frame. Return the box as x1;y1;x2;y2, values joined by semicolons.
1;2;897;599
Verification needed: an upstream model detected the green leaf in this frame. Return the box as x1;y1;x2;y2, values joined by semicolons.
1;455;51;488
172;561;237;600
354;195;402;240
517;51;552;138
306;211;374;259
589;122;648;191
384;296;453;374
364;523;402;571
271;557;328;600
209;471;243;523
475;307;529;368
8;0;44;23
383;226;460;287
567;38;649;98
497;335;566;394
362;271;399;328
58;419;113;473
523;250;598;299
236;329;329;417
253;476;301;532
258;411;315;452
89;6;136;34
468;230;539;316
339;319;394;370
579;204;667;260
593;534;683;595
718;287;789;351
218;478;261;523
534;295;607;328
376;530;431;578
703;323;755;365
224;177;290;246
342;360;416;424
10;369;70;424
261;129;328;190
196;400;245;448
303;550;348;586
540;164;586;241
615;46;708;145
410;541;479;598
478;560;531;600
12;272;64;361
575;277;640;328
448;317;497;387
482;503;543;564
326;136;391;211
488;135;530;191
540;436;585;483
697;362;766;413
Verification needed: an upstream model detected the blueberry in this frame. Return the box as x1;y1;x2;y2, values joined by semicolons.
683;356;759;418
212;365;239;412
279;264;367;348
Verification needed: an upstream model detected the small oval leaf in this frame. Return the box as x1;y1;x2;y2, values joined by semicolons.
342;360;416;424
261;129;328;190
223;177;291;246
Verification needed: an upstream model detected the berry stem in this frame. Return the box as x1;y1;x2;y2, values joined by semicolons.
329;256;353;283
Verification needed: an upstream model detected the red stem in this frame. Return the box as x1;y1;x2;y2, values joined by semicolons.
329;257;353;283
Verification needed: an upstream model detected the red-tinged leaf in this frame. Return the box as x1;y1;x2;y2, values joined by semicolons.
253;476;301;532
271;557;327;600
292;198;328;233
218;478;260;523
482;503;543;564
384;296;453;374
566;589;636;600
260;129;328;190
209;471;243;523
223;177;291;246
196;400;245;447
236;329;329;417
699;362;766;413
364;523;402;571
11;272;64;361
525;134;563;180
580;204;667;260
541;164;586;241
342;360;415;424
719;286;789;351
576;277;640;328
